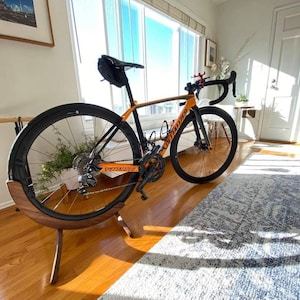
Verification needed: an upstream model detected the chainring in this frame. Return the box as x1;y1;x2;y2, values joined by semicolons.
140;154;165;182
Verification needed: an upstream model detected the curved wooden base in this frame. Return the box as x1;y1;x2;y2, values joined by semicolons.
49;214;133;284
115;212;134;238
6;180;134;284
6;180;125;229
50;229;63;284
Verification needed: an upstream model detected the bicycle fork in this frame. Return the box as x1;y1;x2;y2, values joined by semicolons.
135;107;211;200
192;107;212;151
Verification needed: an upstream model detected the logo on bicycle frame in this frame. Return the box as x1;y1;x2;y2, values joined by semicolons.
162;107;189;150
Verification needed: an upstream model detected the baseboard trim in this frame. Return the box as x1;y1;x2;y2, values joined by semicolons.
0;200;14;210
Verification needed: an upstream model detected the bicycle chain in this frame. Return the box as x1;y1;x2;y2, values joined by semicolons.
79;181;140;196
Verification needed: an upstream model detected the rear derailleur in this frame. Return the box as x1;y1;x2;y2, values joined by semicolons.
72;153;100;194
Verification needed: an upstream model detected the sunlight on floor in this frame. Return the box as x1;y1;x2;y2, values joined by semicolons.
143;225;172;235
234;153;300;175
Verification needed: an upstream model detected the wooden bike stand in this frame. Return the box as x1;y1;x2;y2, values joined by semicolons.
4;117;134;284
7;180;134;285
49;212;133;284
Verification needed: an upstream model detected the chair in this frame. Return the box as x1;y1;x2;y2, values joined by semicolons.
198;99;236;143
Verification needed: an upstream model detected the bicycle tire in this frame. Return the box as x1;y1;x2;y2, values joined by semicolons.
170;106;237;183
8;103;141;225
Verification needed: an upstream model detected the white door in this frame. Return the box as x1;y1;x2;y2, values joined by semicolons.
260;4;300;142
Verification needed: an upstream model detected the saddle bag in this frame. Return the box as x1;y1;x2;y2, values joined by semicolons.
97;56;128;88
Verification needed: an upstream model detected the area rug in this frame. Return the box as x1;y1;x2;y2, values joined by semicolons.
99;154;300;300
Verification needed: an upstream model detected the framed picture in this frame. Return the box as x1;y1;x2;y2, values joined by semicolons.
0;0;54;47
205;39;217;67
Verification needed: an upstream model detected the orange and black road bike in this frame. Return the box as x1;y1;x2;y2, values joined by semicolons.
7;55;237;225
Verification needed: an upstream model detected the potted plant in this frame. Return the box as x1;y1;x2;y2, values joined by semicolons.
236;93;248;103
37;130;95;192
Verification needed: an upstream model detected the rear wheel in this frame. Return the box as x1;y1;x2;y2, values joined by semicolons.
170;106;237;183
8;103;141;223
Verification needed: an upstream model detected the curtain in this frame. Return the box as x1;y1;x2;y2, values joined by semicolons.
139;0;206;35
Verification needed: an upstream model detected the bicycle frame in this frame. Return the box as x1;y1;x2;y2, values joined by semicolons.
98;91;202;174
95;56;237;175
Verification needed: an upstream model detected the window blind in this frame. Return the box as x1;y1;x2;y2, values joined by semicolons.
139;0;206;35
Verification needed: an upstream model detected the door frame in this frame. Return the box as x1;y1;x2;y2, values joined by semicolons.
258;2;300;142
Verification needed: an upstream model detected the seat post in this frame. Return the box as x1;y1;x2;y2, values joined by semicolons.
125;82;148;152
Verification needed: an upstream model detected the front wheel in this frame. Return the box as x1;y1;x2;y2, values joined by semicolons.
170;106;237;183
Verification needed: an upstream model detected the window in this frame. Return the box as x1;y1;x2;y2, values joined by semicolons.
70;0;204;115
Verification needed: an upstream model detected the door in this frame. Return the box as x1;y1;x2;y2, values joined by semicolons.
260;4;300;142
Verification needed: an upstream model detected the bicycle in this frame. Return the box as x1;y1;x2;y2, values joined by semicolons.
7;55;237;229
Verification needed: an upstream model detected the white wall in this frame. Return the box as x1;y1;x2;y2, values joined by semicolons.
0;0;80;209
216;0;299;139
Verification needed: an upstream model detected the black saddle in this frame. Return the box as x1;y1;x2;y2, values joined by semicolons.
98;55;144;88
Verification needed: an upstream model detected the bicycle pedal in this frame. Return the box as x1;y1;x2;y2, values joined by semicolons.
140;190;148;201
136;182;148;200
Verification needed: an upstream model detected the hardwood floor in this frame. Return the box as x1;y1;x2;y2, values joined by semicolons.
0;141;274;299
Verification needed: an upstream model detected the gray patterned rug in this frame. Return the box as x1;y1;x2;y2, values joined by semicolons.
99;154;300;300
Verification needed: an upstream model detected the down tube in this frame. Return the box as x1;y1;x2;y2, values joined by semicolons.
159;105;191;156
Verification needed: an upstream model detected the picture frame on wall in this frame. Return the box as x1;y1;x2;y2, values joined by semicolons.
0;0;54;47
205;39;217;67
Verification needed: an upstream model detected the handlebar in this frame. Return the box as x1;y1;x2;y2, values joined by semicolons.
185;71;237;105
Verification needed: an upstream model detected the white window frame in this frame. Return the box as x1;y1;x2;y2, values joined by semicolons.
69;0;204;116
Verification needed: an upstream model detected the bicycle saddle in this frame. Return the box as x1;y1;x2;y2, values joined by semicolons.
101;55;144;70
98;55;144;87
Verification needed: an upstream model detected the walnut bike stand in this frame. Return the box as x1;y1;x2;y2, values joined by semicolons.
3;117;133;283
6;180;133;284
49;212;132;284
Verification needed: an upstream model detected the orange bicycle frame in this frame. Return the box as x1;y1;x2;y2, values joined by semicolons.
98;93;196;173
